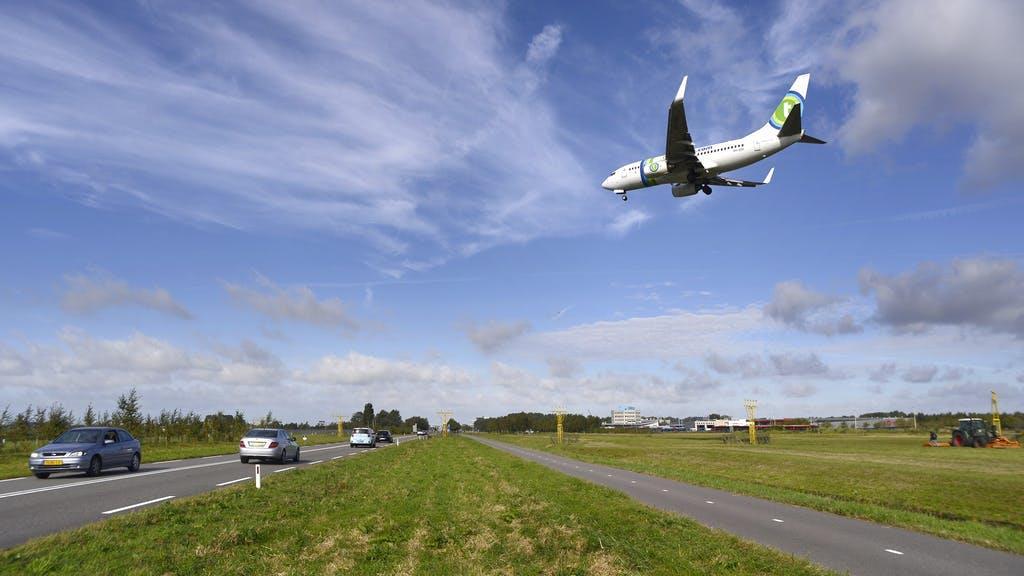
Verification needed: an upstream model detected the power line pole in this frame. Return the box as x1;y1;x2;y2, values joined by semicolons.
554;407;566;445
744;399;758;445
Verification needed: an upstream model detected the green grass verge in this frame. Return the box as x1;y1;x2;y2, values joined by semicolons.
488;432;1024;554
0;436;837;575
0;433;348;480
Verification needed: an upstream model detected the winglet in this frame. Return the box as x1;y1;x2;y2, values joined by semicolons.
674;75;688;103
763;167;775;184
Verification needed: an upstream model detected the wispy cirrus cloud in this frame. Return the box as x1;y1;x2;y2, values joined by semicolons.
61;271;192;319
0;2;616;273
223;275;357;331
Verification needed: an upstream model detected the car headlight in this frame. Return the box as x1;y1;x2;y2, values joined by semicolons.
67;451;87;457
30;452;39;458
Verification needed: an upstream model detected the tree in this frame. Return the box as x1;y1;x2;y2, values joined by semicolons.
405;416;429;432
350;411;365;427
113;388;142;432
362;403;374;428
448;419;462;432
83;403;96;426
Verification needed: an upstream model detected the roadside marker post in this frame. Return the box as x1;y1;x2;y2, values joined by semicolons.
255;464;262;489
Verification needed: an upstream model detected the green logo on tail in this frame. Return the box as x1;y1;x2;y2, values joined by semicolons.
770;92;803;129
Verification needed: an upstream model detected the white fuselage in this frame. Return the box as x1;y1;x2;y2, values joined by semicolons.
602;126;800;192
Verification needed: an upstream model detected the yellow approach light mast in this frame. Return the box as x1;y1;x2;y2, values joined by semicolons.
744;400;758;445
555;407;567;445
336;415;344;437
438;410;453;438
992;390;1002;438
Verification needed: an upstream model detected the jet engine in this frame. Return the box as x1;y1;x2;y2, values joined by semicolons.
671;183;698;197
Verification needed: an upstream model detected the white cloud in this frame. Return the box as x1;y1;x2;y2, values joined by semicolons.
61;271;192;319
834;0;1024;187
526;24;563;64
607;209;652;236
223;275;356;330
859;258;1024;337
296;352;471;388
764;280;862;336
464;320;532;353
0;3;614;271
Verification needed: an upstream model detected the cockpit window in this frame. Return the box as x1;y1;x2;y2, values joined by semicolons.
610;171;616;176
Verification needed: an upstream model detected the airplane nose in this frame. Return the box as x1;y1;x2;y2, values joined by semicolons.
601;176;613;190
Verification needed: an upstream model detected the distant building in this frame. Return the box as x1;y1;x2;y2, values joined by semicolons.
611;406;642;426
693;418;749;431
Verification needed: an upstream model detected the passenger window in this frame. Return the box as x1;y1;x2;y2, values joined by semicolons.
118;430;134;442
104;430;118;443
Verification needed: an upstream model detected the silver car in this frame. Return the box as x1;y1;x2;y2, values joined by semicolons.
29;427;142;479
350;427;376;448
239;428;300;464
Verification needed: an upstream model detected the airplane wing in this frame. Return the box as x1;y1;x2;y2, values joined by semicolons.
665;76;703;174
708;167;775;188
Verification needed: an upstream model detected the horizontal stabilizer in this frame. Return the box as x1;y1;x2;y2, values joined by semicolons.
800;133;826;144
777;103;802;138
707;167;774;188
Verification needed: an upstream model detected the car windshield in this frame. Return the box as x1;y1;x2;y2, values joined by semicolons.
244;429;278;438
53;429;101;444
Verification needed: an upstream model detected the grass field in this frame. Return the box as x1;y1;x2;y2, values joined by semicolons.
0;436;837;576
489;431;1024;554
0;433;347;480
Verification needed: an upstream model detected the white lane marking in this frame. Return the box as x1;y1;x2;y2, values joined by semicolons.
0;477;29;483
201;455;219;459
331;455;345;460
772;518;785;523
607;474;613;477
706;500;715;504
156;459;182;464
885;549;904;556
102;495;174;515
661;489;669;492
588;469;594;472
0;458;239;500
216;477;251;487
309;460;324;465
274;467;296;474
630;480;637;484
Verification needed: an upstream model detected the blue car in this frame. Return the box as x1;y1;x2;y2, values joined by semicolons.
28;427;142;479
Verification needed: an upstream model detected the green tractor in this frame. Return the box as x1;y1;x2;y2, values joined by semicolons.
951;418;996;447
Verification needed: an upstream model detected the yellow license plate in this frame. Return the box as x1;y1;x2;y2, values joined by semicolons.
249;442;265;447
43;459;63;466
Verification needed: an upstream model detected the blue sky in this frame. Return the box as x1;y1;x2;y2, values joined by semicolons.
2;0;1023;424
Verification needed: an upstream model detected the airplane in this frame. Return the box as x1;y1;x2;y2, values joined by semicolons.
601;74;825;201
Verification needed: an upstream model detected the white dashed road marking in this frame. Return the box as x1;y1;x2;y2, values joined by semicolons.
332;455;345;460
310;460;324;465
772;518;785;523
706;500;715;504
662;489;669;492
102;495;174;515
274;467;296;473
885;549;904;555
216;477;250;487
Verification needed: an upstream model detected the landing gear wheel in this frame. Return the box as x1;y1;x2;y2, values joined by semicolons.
621;194;628;202
702;185;712;195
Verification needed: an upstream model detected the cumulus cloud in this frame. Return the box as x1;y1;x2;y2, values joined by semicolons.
869;362;896;383
782;382;818;398
61;271;192;319
223;275;356;330
546;356;581;378
835;0;1024;187
764;281;862;336
704;351;840;380
464;320;532;353
297;352;471;388
859;258;1024;337
770;352;830;377
901;365;938;383
704;352;768;379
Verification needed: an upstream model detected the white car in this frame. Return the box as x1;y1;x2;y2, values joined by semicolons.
350;427;376;448
239;428;300;464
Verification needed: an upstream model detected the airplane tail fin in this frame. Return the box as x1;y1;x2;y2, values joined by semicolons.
766;73;808;130
766;73;825;143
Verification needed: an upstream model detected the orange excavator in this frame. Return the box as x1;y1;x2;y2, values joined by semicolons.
925;391;1020;448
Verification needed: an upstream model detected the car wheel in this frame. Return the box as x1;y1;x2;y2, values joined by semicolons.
293;447;300;462
240;456;249;464
127;453;141;472
85;456;102;477
350;443;355;448
278;448;288;464
34;472;50;479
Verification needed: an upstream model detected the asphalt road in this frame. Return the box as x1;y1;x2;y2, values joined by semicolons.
0;436;415;549
472;436;1024;576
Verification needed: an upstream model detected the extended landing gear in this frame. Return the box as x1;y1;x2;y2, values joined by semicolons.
615;190;628;202
702;185;712;195
621;194;628;202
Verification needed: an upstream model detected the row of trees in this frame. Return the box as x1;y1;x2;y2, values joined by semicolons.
0;391;434;445
473;412;604;434
348;403;430;433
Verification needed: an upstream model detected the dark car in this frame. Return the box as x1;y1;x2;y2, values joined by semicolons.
375;430;393;443
28;427;141;479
